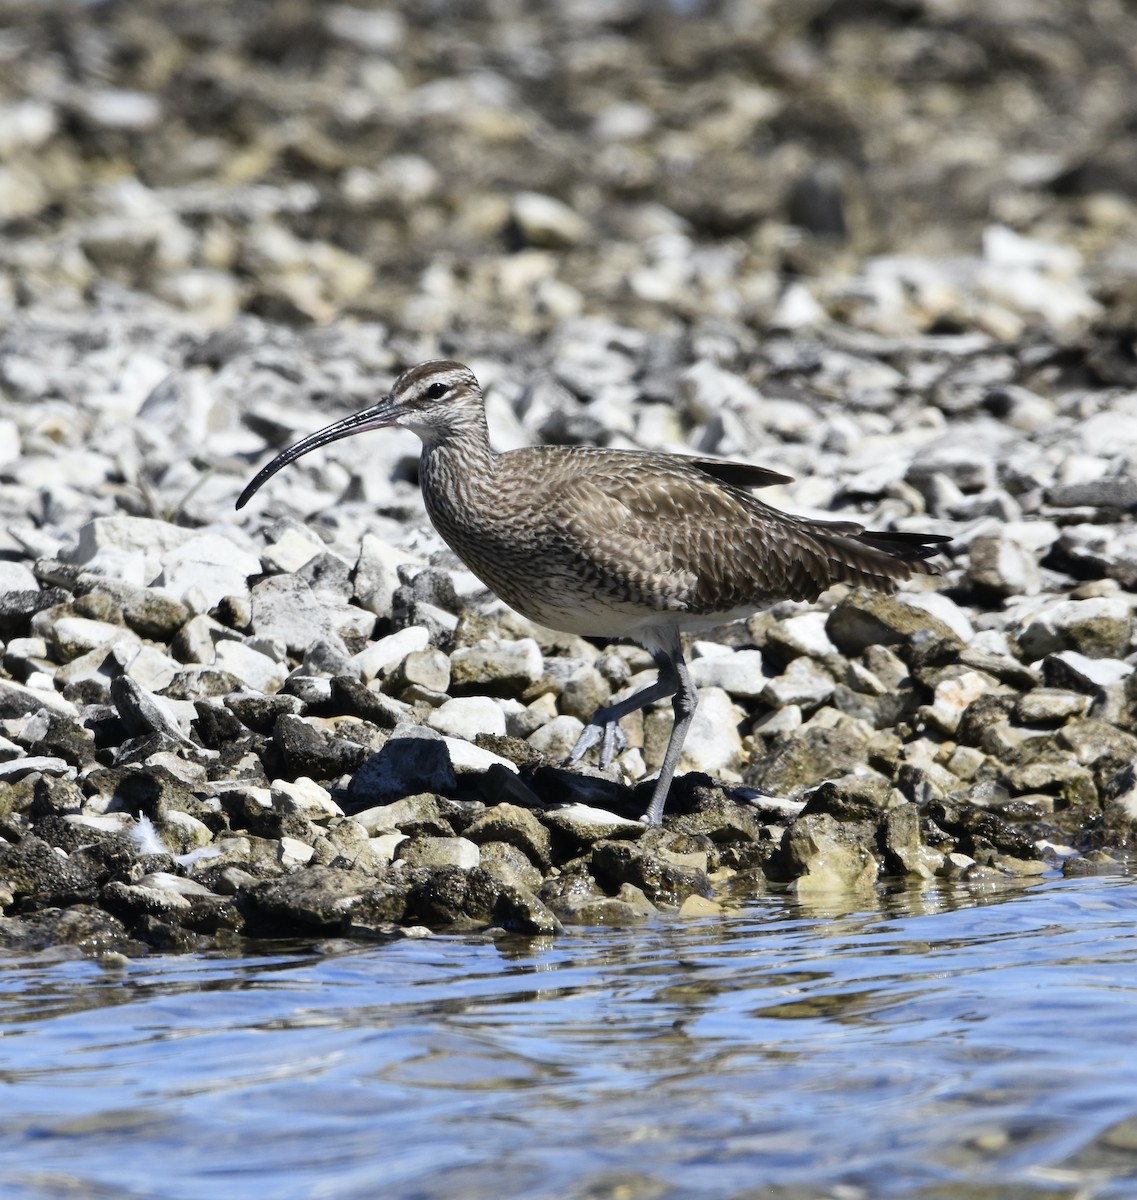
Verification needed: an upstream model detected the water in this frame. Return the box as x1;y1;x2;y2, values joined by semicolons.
3;875;1137;1200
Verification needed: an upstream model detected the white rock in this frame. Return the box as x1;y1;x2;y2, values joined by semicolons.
0;678;77;716
776;611;839;658
678;360;762;421
74;515;197;563
427;696;507;740
271;777;343;822
771;281;826;329
0;560;38;592
352;625;431;680
761;658;835;710
52;616;140;659
440;735;518;774
122;644;180;692
1046;650;1133;689
0;756;73;780
324;4;404;50
369;832;407;862
1014;595;1131;660
214;640;288;693
689;649;767;698
680;687;743;774
511;191;588;247
900;592;975;642
927;671;992;734
163;809;213;850
982;224;1082;275
278;836;316;868
262;526;326;573
87;89;162;130
397;835;480;871
159;533;261;608
527;714;586;759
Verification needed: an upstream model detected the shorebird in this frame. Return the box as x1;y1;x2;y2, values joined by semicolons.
237;360;950;825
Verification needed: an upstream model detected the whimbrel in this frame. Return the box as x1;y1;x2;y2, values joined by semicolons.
237;360;950;825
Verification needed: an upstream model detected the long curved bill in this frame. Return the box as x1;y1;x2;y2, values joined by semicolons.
235;400;399;509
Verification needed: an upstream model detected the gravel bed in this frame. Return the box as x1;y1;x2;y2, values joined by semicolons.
1;0;1135;954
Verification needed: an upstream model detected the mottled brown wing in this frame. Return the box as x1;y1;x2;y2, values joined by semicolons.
543;457;853;614
538;450;947;616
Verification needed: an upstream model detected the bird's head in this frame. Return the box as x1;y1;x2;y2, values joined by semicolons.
235;359;482;509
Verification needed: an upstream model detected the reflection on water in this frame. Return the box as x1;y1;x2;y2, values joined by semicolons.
1;875;1137;1199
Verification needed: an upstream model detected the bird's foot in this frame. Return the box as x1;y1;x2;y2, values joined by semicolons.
564;715;629;771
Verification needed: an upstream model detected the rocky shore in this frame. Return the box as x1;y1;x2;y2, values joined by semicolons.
1;0;1135;953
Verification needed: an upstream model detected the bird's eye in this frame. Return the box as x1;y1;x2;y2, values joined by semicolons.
426;382;448;399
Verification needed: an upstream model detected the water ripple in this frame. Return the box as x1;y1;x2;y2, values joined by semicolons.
2;875;1137;1199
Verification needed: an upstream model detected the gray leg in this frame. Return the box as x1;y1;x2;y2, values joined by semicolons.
564;628;698;827
564;663;678;770
640;642;697;827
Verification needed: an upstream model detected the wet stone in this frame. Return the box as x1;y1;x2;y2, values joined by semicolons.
590;837;708;907
782;812;879;894
0;836;99;909
405;865;501;927
243;866;374;932
551;884;658;926
539;803;647;857
491;885;563;936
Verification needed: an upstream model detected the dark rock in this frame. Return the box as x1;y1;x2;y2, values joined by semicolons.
746;724;875;794
347;725;458;804
664;778;765;842
926;800;1039;861
76;578;189;638
193;699;252;747
27;777;85;820
243;866;373;932
1002;759;1097;807
492;885;563;935
223;691;305;733
111;675;191;743
1046;477;1137;512
0;905;136;954
346;874;417;932
274;713;371;780
0;836;99;909
463;803;553;868
22;710;96;767
590;836;708;906
405;865;501;927
826;591;962;656
329;675;405;728
779;812;879;891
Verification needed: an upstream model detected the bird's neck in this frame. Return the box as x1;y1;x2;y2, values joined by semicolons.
418;412;500;520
